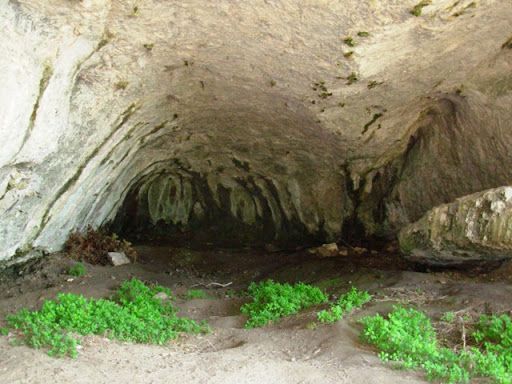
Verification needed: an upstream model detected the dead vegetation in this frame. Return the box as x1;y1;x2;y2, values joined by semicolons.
64;226;137;265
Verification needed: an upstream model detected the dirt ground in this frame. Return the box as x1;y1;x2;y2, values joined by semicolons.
1;244;512;384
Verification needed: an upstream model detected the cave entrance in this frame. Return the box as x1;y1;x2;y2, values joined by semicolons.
111;166;345;250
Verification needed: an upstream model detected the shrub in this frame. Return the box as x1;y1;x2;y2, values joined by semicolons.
5;278;208;357
360;306;512;383
317;286;371;323
64;226;137;265
241;280;327;328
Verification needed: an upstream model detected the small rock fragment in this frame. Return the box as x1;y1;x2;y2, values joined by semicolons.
107;251;130;266
338;248;349;256
264;243;279;253
352;247;367;255
153;292;170;301
308;243;339;257
386;243;398;253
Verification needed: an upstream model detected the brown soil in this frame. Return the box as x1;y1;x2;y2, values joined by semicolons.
1;244;511;384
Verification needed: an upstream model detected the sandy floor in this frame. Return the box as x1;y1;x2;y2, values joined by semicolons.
1;244;511;384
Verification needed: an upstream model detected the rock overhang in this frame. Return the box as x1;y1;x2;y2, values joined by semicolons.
1;0;512;263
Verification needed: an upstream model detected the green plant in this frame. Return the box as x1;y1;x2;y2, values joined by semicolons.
441;311;456;323
360;306;469;382
343;37;356;47
347;72;358;85
224;289;237;298
312;81;332;99
185;289;208;299
5;278;208;358
315;277;343;290
68;262;86;277
306;321;318;330
114;80;129;90
240;280;327;328
317;287;371;323
357;31;370;37
360;306;512;383
410;0;431;16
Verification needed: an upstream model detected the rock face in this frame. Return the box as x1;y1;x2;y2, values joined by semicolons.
399;187;512;265
1;0;512;264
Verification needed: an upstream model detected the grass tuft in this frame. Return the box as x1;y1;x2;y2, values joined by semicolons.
185;289;208;299
68;262;86;277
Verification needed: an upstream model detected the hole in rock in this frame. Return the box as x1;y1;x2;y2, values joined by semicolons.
111;169;336;249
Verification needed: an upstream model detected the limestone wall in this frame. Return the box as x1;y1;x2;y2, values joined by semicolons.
1;0;511;264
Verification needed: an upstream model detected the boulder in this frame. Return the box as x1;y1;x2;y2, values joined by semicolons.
399;187;512;265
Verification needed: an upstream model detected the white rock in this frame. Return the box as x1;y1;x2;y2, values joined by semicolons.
107;251;130;266
399;186;512;265
352;247;367;255
309;243;339;258
153;292;170;301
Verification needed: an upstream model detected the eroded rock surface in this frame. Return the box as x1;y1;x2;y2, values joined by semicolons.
399;187;512;265
1;0;512;263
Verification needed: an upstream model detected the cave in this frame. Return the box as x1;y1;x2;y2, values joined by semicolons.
1;0;512;264
1;1;512;383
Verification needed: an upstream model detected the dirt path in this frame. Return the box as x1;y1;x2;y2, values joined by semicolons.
1;245;511;383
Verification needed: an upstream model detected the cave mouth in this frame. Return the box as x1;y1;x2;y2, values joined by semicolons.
111;167;343;250
1;0;511;270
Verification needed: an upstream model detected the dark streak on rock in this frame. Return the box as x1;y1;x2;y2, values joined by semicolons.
502;36;512;49
362;113;383;134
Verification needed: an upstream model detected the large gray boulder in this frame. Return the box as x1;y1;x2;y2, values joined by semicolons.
399;187;512;265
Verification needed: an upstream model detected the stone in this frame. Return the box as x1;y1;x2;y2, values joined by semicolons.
399;187;512;265
107;251;130;266
153;292;170;301
385;243;398;253
308;243;339;258
338;248;349;257
352;247;368;255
